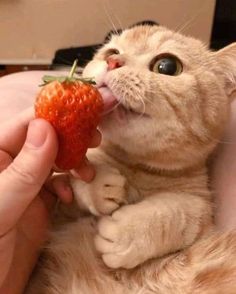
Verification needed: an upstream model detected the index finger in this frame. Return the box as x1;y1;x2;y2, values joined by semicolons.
0;107;34;157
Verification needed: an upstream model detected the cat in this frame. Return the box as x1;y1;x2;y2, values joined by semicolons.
27;24;236;294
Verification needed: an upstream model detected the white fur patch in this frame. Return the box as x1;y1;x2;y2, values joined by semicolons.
70;179;100;216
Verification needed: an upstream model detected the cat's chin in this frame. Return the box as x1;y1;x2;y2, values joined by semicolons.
115;105;149;120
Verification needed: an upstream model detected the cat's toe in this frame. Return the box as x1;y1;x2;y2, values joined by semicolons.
95;234;132;268
104;252;142;269
94;234;114;253
95;214;140;269
102;253;129;269
97;216;120;240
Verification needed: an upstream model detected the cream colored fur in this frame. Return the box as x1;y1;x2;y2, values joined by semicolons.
27;26;236;293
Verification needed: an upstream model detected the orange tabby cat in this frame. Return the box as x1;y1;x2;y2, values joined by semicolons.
27;25;236;294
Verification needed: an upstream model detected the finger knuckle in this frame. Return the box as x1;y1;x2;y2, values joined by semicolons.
0;150;12;171
8;162;39;187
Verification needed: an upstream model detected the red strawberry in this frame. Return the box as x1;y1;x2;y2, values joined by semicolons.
35;60;103;170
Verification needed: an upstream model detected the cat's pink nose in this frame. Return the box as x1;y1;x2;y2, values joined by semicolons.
106;56;124;70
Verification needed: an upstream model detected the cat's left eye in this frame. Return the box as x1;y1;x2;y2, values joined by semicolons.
150;55;183;76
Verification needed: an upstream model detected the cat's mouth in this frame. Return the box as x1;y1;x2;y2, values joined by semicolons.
98;86;118;115
98;85;149;118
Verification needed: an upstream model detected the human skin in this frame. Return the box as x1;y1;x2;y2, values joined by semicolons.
0;71;101;293
0;70;235;293
1;70;236;231
0;115;58;293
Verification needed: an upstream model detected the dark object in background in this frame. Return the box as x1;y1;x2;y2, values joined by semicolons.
0;65;6;76
211;0;236;49
131;20;158;27
52;20;158;68
103;20;158;42
52;45;101;68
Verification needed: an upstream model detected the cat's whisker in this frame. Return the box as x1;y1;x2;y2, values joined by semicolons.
96;0;113;31
106;0;124;30
216;140;236;145
104;99;123;115
128;93;148;120
175;3;206;35
101;0;119;35
132;91;236;145
144;95;160;111
137;95;147;119
205;135;236;146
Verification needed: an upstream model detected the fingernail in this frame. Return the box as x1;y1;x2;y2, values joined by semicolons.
70;169;81;179
62;182;72;192
70;165;95;182
25;120;47;148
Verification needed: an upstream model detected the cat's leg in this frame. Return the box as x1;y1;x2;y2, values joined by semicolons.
71;164;129;215
126;232;236;294
26;217;129;294
95;193;212;269
186;232;236;294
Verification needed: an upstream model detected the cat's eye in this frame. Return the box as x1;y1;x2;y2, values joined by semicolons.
151;55;183;76
104;48;120;59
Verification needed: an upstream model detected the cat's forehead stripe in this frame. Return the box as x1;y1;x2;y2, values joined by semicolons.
113;28;174;55
121;26;169;48
113;26;207;61
102;25;209;69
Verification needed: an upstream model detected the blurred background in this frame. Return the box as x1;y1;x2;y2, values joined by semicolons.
0;0;235;76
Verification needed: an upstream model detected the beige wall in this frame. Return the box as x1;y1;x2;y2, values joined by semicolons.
0;0;216;64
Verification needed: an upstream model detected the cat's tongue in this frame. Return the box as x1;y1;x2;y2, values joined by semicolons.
98;86;118;115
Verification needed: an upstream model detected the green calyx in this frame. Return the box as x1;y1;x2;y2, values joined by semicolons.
40;59;96;86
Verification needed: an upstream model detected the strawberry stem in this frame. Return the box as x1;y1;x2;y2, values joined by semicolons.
69;59;78;79
40;59;96;86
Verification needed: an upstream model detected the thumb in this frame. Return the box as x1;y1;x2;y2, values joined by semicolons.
0;119;58;235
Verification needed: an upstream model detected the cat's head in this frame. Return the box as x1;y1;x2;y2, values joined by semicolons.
83;25;236;170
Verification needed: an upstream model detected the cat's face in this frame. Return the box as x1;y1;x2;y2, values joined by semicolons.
84;25;236;169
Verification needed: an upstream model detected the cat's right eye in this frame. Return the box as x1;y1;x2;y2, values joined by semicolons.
104;48;120;59
150;54;183;76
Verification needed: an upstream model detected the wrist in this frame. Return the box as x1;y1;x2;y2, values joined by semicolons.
0;237;40;294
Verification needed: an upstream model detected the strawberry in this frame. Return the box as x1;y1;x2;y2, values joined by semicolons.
35;60;103;170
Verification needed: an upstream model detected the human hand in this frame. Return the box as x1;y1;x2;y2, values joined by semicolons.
0;108;101;293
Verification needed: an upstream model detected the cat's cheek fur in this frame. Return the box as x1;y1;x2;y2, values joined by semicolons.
95;58;229;170
83;59;108;87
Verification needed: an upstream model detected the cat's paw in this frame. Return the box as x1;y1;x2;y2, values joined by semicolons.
95;205;147;269
71;165;127;216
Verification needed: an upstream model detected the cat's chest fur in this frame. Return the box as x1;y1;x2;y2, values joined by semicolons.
88;147;211;202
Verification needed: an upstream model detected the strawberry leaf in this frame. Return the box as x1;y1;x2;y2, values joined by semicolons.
39;75;96;87
39;60;96;86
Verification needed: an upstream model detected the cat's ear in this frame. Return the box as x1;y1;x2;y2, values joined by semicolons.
214;43;236;99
